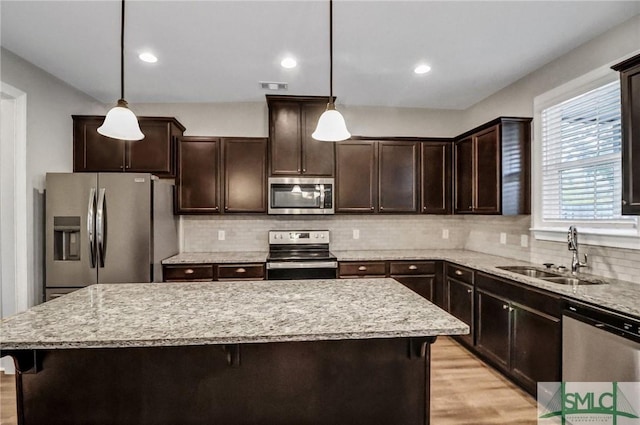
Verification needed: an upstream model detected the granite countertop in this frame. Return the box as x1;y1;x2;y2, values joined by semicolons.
162;251;268;264
333;249;640;318
0;278;468;350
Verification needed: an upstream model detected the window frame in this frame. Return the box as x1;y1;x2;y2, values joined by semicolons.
531;64;639;250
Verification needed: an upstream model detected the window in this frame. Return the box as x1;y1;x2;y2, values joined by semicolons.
532;67;638;249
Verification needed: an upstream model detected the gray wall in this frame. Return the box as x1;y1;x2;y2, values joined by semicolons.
1;48;104;307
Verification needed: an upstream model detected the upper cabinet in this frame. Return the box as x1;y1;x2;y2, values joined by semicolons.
454;118;531;215
422;141;452;214
175;137;267;214
267;95;335;176
336;140;419;213
73;115;185;178
612;54;640;215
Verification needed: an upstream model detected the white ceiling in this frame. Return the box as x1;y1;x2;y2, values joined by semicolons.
2;1;639;110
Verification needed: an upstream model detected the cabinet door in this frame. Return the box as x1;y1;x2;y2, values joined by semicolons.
223;138;267;213
127;121;173;176
335;142;377;212
270;102;301;175
73;117;126;172
176;137;220;213
511;303;561;395
476;289;511;371
474;126;501;213
454;137;473;213
301;103;334;176
618;60;640;214
446;277;474;346
378;142;419;212
421;142;452;214
394;276;435;302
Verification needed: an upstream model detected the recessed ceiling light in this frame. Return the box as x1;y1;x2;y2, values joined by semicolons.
414;64;432;75
139;52;158;63
281;57;297;69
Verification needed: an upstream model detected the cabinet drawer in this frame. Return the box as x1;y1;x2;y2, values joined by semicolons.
446;263;474;285
339;261;387;277
217;264;265;280
389;261;435;276
163;265;214;282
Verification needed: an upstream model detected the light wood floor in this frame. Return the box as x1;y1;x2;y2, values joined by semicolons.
0;337;537;424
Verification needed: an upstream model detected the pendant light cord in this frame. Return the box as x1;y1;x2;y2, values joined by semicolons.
120;0;125;101
329;0;334;105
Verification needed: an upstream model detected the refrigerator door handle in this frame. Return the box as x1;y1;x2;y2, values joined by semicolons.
87;188;97;268
96;188;107;268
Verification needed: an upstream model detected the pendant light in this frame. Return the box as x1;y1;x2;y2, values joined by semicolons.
312;0;351;142
97;0;144;141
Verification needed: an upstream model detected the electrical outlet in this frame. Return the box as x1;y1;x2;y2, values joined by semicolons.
353;229;360;240
218;230;225;241
500;232;507;244
520;234;528;248
442;229;449;239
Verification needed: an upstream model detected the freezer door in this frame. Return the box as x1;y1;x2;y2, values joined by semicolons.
46;173;98;287
97;173;152;283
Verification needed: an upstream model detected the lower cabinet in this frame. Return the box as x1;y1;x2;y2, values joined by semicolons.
475;272;562;395
445;264;475;347
390;261;436;302
163;263;265;282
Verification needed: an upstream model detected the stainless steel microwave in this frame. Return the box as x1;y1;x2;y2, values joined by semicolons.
268;177;334;215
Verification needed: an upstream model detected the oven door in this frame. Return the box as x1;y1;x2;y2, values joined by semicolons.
266;261;338;280
268;177;334;214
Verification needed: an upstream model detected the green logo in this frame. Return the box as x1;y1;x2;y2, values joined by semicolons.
538;382;640;424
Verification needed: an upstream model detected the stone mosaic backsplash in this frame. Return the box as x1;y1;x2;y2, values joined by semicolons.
181;215;640;284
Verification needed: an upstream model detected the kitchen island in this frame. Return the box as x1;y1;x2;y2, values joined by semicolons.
0;278;467;425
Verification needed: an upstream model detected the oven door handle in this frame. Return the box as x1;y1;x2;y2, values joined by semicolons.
267;261;338;270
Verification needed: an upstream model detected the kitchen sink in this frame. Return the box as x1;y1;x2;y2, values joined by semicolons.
497;266;608;285
496;266;561;279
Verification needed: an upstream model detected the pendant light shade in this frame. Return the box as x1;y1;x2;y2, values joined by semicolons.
97;0;144;141
312;104;351;141
98;99;144;141
312;0;350;142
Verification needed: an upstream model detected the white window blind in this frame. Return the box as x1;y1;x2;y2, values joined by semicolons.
541;81;631;223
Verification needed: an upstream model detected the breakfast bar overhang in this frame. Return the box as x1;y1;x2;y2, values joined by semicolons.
0;279;468;425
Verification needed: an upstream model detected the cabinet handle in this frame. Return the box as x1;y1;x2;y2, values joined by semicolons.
358;266;367;271
466;289;472;294
380;206;384;211
235;268;246;273
622;200;627;205
184;269;195;275
409;265;418;270
503;304;509;310
370;207;375;211
225;206;229;211
120;165;124;170
213;207;219;212
423;206;427;210
509;307;514;312
455;270;463;276
302;168;306;173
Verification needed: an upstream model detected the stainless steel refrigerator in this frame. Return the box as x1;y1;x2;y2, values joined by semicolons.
45;173;178;294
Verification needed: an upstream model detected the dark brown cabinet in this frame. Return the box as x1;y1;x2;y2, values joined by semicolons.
338;261;387;277
223;138;268;213
475;272;562;396
176;137;221;213
267;95;334;176
454;118;531;215
163;263;265;282
390;261;436;302
613;54;640;215
335;140;419;213
175;137;267;214
73;115;185;177
445;263;475;347
421;141;452;214
336;141;377;212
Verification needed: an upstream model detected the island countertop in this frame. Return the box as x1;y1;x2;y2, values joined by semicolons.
0;278;468;350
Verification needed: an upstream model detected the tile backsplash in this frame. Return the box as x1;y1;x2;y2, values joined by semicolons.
182;215;640;284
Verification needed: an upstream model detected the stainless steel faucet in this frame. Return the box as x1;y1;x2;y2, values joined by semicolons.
567;225;588;274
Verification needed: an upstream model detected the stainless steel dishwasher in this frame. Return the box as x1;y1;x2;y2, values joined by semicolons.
563;300;640;382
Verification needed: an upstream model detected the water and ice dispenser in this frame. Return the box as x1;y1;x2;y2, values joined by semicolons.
53;216;81;261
